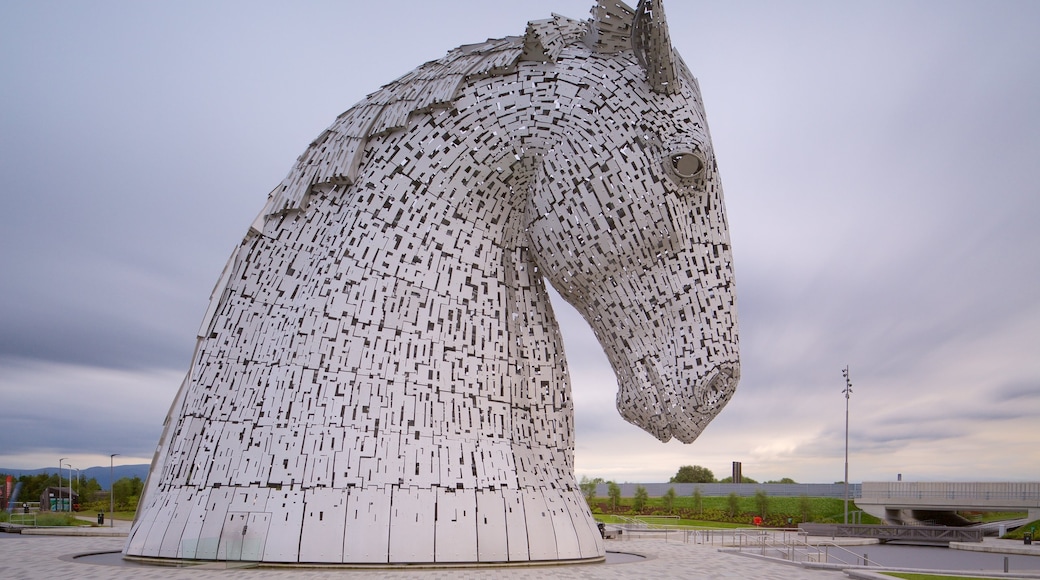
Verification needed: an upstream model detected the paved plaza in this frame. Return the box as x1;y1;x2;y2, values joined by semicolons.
0;531;849;580
3;522;1039;579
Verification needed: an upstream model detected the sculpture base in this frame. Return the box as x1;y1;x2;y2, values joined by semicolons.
124;483;605;565
121;554;606;569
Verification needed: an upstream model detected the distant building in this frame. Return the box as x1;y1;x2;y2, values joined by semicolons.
40;487;78;511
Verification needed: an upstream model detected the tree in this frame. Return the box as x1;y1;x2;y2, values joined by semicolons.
112;476;144;511
632;485;648;512
579;476;602;505
798;494;813;523
75;477;103;502
16;472;59;505
718;475;758;484
765;477;797;484
662;487;676;513
754;489;769;517
726;492;740;517
607;481;621;513
692;486;703;514
669;465;715;483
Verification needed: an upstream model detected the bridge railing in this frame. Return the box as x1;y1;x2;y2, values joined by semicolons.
801;523;983;544
861;482;1040;504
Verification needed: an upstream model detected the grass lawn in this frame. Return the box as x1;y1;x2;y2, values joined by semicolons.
1;510;135;526
88;510;136;521
595;513;747;528
590;494;881;526
999;518;1038;540
42;513;95;526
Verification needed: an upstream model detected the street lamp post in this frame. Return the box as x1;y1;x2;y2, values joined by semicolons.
62;461;73;512
842;366;853;525
58;457;66;512
110;453;120;527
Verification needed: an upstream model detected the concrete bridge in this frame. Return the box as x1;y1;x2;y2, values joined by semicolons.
800;522;984;545
857;482;1040;525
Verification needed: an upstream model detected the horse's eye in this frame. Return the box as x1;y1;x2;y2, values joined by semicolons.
670;152;704;178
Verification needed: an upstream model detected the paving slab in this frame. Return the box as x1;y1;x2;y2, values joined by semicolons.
0;533;849;580
6;526;1038;579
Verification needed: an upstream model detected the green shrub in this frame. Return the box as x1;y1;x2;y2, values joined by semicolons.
754;489;769;517
607;482;621;513
632;486;648;512
727;492;740;517
662;487;677;513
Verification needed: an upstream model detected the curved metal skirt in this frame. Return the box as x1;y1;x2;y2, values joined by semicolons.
121;554;608;569
123;484;605;565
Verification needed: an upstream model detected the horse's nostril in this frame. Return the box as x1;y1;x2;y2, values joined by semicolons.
698;365;739;410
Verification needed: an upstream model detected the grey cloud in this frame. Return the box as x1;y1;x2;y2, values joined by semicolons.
1;0;1037;481
995;381;1040;402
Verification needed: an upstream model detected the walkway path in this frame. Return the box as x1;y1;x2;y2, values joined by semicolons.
0;533;848;580
3;523;1038;579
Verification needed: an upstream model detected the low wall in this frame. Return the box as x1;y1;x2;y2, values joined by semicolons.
592;482;861;499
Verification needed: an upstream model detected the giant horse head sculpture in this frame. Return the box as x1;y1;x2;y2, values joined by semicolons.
530;1;739;444
125;0;738;567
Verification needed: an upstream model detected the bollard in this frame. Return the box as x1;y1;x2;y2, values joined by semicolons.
1004;556;1009;573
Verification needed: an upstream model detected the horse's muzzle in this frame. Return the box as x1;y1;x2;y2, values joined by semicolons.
669;364;739;444
623;359;739;444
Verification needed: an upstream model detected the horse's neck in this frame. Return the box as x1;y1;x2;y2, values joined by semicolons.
332;127;575;455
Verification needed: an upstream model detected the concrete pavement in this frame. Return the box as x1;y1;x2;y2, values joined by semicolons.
3;521;1039;579
0;532;851;580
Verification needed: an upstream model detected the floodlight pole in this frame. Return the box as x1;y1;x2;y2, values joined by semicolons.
842;366;853;525
110;453;120;527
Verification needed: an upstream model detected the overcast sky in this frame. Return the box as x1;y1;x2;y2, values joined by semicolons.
1;1;1037;485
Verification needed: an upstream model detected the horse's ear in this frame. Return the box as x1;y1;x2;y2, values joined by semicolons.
588;1;636;54
632;0;680;95
521;18;567;63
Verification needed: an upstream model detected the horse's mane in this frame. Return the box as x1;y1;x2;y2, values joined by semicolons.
260;3;640;221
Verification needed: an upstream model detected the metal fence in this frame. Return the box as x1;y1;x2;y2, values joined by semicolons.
605;522;882;567
594;482;862;499
861;481;1040;502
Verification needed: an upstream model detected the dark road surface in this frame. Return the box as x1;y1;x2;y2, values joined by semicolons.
842;544;1040;573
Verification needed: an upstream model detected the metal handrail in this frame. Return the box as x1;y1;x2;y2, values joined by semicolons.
734;531;884;567
616;524;776;547
606;523;887;568
609;515;650;528
8;512;37;526
606;514;683;531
